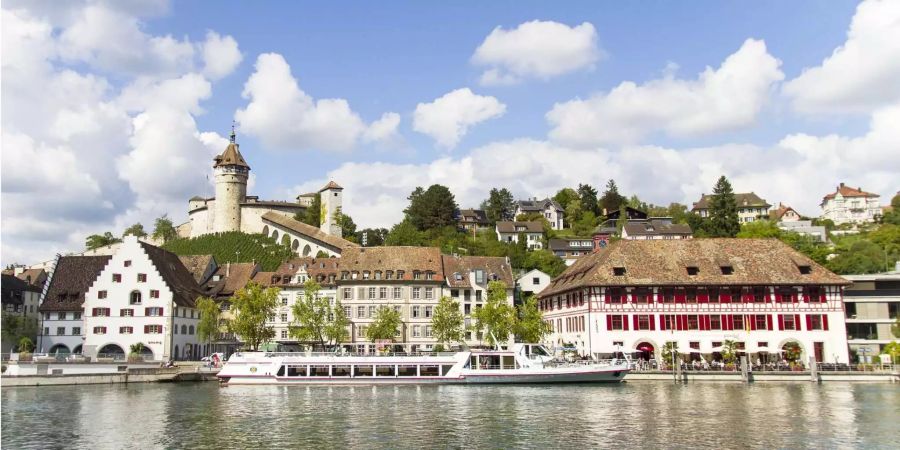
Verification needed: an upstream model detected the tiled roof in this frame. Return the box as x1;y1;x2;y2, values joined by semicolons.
548;238;594;252
40;256;111;312
261;212;358;251
441;255;513;288
319;180;343;191
457;209;489;224
692;192;770;210
496;221;544;233
339;247;444;282
822;183;879;201
178;254;215;283
262;257;343;287
540;239;848;298
517;198;563;212
2;274;34;306
202;263;259;299
1;268;48;289
140;242;205;308
623;220;693;236
213;142;249;168
773;203;802;220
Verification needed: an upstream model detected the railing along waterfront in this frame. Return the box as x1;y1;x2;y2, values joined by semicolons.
627;360;896;373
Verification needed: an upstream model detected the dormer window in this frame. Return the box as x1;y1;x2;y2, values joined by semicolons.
425;271;434;280
613;267;626;276
351;271;359;280
341;271;349;280
413;271;421;280
362;271;371;280
397;270;405;279
720;266;734;275
385;270;393;280
475;270;485;284
374;271;382;280
454;272;463;281
798;265;811;275
686;266;699;276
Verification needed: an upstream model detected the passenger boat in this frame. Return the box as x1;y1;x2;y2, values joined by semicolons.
217;343;629;385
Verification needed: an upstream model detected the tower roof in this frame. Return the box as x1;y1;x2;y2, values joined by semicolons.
318;180;343;192
213;128;250;169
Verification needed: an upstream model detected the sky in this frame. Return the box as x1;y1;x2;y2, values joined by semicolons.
2;0;899;266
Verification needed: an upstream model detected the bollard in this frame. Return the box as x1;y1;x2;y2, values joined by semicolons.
740;356;749;383
809;356;818;382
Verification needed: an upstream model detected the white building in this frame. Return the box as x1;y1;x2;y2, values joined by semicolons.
515;198;565;230
692;192;771;223
517;269;552;298
778;220;827;242
539;239;851;364
496;221;545;250
820;183;882;225
81;236;204;361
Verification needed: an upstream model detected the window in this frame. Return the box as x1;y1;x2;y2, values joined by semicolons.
281;313;288;323
151;290;161;298
413;271;421;280
608;288;624;304
781;314;797;330
343;306;350;317
93;326;107;334
44;327;49;336
72;327;81;335
120;309;134;317
112;274;121;283
379;287;387;299
633;289;651;304
720;266;734;275
413;288;421;299
357;306;365;318
366;287;374;299
451;289;459;298
733;315;744;331
661;288;675;303
476;290;482;302
425;306;433;318
686;288;698;303
362;271;370;280
412;306;420;318
124;260;132;267
74;312;81;320
98;290;107;299
393;287;402;299
130;291;142;305
189;325;194;335
754;315;768;330
426;271;434;281
368;306;376;318
709;315;722;330
686;266;699;276
532;277;540;285
343;288;352;300
808;314;827;331
613;267;626;276
609;315;625;330
145;325;163;334
687;315;699;330
58;312;67;320
120;326;133;334
475;270;485;284
753;287;766;303
137;273;147;282
44;313;50;320
92;308;110;317
145;307;164;317
56;327;65;336
281;330;288;339
412;325;421;337
282;297;289;306
425;288;434;299
636;315;652;331
798;265;811;275
424;326;433;338
464;304;471;315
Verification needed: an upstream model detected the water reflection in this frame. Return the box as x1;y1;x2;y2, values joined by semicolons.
2;383;898;449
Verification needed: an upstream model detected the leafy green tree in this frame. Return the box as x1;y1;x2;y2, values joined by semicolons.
481;187;516;224
627;194;649;212
721;340;738;364
357;228;389;246
572;210;597;236
385;220;425;246
123;223;148;238
152;214;178;243
316;250;330;258
736;220;782;238
431;296;464;347
473;281;516;347
404;184;458;230
577;183;600;216
553;188;580;211
882;341;900;364
707;176;740;237
882;194;900;225
564;198;584;228
228;281;280;350
196;297;221;347
326;299;351;345
336;209;357;239
514;295;552;343
661;341;680;366
522;249;567;277
86;231;122;250
366;306;402;342
290;280;348;349
615;203;628;235
18;336;34;353
600;179;627;214
296;194;322;227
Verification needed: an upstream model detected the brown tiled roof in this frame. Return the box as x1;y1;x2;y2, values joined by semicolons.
261;212;358;251
2;274;34;305
692;192;770;210
140;242;205;307
339;247;444;282
457;209;489;224
202;263;259;298
178;255;215;283
213;142;249;168
1;268;48;289
496;221;544;233
251;271;276;287
773;203;802;220
822;183;879;201
623;220;692;236
549;238;594;252
40;256;111;312
441;255;513;288
540;239;848;298
319;180;343;191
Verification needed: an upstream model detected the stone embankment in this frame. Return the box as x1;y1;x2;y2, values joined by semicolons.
1;362;219;387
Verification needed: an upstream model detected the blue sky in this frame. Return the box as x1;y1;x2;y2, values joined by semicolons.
2;0;898;265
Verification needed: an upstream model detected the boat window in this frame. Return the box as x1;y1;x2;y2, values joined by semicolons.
310;365;329;376
531;346;550;357
397;365;417;376
478;355;501;369
375;365;395;377
332;365;351;377
441;365;453;376
276;366;285;376
287;366;307;377
502;356;515;369
354;365;373;377
420;365;440;376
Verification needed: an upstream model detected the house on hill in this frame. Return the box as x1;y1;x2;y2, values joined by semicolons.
692;192;770;223
515;198;564;230
820;183;881;225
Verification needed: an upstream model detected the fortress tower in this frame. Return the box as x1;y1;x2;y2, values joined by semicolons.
213;130;250;233
319;181;343;236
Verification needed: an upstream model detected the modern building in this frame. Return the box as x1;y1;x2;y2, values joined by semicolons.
692;192;771;223
456;209;491;233
820;183;882;225
538;239;851;364
549;238;595;265
621;218;693;240
517;269;552;298
778;220;827;242
496;221;545;250
515;198;565;230
1;274;42;353
842;272;900;363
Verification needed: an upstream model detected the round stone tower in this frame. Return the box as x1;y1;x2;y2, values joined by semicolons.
213;129;250;233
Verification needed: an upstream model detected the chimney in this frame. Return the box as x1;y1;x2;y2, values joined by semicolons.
226;262;230;277
839;182;844;188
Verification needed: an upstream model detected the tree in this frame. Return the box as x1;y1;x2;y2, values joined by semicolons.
882;193;900;225
123;223;148;238
736;220;782;238
707;176;740;237
553;188;580;211
325;300;351;345
577;183;600;216
661;341;679;367
385;220;425;246
152;214;178;243
366;306;402;342
196;297;221;348
431;297;464;347
18;337;34;354
514;295;552;343
522;250;567;277
481;187;516;224
882;341;900;364
228;281;280;351
296;194;322;227
600;179;627;214
357;228;389;246
86;232;121;250
571;210;597;236
290;280;347;349
473;281;516;347
336;210;357;239
404;184;458;230
615;203;627;235
721;340;738;365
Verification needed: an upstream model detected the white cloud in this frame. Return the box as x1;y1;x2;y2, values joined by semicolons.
783;0;900;114
547;38;784;146
412;88;506;149
363;112;402;146
472;20;601;85
234;53;368;152
202;31;242;80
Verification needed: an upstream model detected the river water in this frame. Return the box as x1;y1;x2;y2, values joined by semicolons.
2;382;898;449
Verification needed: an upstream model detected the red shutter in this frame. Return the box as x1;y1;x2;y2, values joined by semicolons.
777;315;784;330
159;308;164;316
749;316;757;331
675;292;686;303
606;315;612;330
699;291;709;303
650;315;656;331
679;315;687;331
823;315;829;330
803;288;811;303
805;315;812;331
766;315;773;331
604;290;611;303
659;315;667;331
623;316;629;331
765;290;772;303
633;315;639;330
820;289;827;303
704;315;711;330
143;325;149;333
792;291;799;303
774;291;783;303
794;314;801;331
721;293;731;303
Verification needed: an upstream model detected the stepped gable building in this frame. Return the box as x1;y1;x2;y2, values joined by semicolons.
692;192;770;223
538;239;851;364
183;129;351;256
37;255;112;355
820;183;882;225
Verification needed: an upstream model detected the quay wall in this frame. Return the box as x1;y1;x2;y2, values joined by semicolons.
625;371;898;383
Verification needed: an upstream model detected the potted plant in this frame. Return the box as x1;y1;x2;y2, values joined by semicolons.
721;340;737;371
17;337;34;362
128;343;145;363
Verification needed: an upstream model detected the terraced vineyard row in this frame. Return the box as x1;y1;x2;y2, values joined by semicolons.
162;232;294;271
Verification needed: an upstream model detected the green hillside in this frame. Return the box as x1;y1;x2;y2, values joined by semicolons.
162;232;294;271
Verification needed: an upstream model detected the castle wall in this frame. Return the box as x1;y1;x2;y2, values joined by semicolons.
214;169;247;233
240;204;303;237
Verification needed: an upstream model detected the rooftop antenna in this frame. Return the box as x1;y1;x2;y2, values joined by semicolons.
230;120;236;144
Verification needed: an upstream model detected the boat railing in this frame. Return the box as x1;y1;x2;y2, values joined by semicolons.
232;351;459;359
544;359;628;368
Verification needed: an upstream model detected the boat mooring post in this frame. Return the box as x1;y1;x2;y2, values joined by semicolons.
740;356;749;383
809;356;819;382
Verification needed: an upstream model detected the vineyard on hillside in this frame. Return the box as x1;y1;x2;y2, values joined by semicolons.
162;232;294;271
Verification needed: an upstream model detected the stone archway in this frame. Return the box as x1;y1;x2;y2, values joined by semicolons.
49;344;70;355
281;234;291;247
302;244;312;256
262;225;269;237
72;344;83;354
635;341;655;361
271;230;279;241
292;239;300;252
779;339;805;363
98;344;125;357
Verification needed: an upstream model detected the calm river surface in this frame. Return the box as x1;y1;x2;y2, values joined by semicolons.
2;382;899;449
